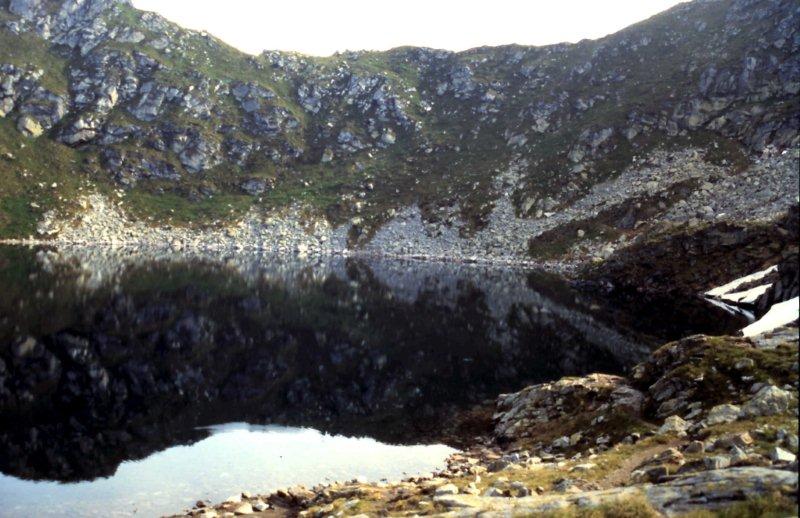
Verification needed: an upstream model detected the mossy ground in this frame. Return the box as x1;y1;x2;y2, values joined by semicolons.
296;329;799;517
0;118;90;238
532;493;798;518
0;0;781;239
636;335;799;413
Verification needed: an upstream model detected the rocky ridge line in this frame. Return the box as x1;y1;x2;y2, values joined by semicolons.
0;0;797;242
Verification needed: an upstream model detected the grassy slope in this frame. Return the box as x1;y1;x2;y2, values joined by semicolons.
0;118;90;238
0;0;786;238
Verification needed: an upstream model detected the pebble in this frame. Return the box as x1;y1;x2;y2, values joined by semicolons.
703;455;731;470
659;415;689;435
770;447;796;463
232;502;253;515
434;483;459;496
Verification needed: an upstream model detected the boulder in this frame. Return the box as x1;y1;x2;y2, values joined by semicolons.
434;483;459;496
770;447;796;463
17;115;43;137
175;133;221;174
240;179;268;196
658;415;689;435
0;98;14;117
130;83;167;121
703;455;731;470
381;129;396;145
494;374;644;442
705;404;741;425
740;385;795;418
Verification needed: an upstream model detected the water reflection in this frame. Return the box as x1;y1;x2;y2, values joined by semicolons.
0;423;456;518
0;245;745;487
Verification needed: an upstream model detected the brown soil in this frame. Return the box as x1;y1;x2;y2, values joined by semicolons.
598;440;681;489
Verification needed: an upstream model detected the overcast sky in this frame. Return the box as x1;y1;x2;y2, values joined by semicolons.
130;0;686;57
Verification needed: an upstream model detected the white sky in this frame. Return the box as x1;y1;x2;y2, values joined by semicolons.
130;0;686;57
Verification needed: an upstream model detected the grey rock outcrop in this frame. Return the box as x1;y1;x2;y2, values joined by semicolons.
0;0;797;256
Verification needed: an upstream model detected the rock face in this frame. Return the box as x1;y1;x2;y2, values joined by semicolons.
494;373;645;444
422;468;798;517
496;329;798;446
755;206;800;316
0;0;798;245
740;385;796;418
589;204;800;295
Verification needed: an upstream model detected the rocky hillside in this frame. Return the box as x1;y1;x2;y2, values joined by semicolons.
172;328;799;517
0;0;797;254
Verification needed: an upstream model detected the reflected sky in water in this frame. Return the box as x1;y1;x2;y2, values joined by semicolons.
0;246;746;517
0;423;455;518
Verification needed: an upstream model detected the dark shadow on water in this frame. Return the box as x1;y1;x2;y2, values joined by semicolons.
0;246;746;482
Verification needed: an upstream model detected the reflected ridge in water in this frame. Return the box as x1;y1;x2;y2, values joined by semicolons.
0;246;744;485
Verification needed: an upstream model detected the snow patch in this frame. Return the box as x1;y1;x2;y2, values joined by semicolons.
706;265;778;298
721;283;772;305
741;297;799;337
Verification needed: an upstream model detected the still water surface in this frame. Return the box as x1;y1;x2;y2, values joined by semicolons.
0;246;746;516
0;423;455;517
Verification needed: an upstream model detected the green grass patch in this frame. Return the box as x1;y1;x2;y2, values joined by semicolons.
0;26;70;95
0;118;88;239
680;493;799;518
123;189;255;227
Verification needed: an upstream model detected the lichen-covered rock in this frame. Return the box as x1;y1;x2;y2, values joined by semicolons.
177;135;221;174
0;0;797;233
740;385;796;418
658;415;689;435
429;467;798;517
129;81;169;121
631;331;798;421
705;403;742;425
16;115;43;137
494;373;644;443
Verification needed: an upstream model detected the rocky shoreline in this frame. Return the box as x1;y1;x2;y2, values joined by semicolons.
2;207;797;517
3;147;797;279
0;0;797;515
0;239;570;278
170;325;798;518
1;146;796;517
160;260;798;518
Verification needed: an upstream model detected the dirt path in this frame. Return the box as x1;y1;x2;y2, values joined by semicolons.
599;440;681;489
